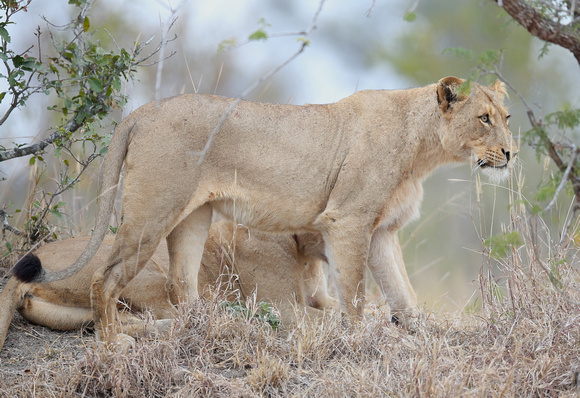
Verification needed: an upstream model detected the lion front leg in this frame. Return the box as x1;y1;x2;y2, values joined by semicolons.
368;225;418;329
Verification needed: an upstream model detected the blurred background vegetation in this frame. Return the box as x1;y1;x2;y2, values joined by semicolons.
1;0;578;314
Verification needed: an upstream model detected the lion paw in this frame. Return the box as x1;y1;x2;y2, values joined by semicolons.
391;308;420;331
152;318;174;333
114;333;136;353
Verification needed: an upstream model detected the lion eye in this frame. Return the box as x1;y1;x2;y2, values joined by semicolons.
506;115;511;124
479;114;491;125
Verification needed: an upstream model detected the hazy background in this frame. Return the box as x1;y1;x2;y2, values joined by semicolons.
1;0;578;313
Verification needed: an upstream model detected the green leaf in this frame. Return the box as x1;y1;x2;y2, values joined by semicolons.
403;12;416;22
48;208;62;219
0;26;10;43
248;29;267;41
83;16;90;32
477;49;501;68
546;105;580;130
534;178;557;202
297;37;310;46
87;77;103;93
112;77;121;91
443;47;475;60
29;156;36;166
484;231;523;259
217;38;236;53
0;92;5;103
457;79;473;96
538;42;551;60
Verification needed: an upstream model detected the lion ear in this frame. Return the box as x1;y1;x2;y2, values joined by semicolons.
490;79;508;99
437;76;467;113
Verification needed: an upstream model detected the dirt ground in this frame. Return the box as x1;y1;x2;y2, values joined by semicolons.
0;271;88;379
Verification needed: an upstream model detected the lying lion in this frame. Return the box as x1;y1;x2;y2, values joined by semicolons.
0;220;337;352
13;77;517;345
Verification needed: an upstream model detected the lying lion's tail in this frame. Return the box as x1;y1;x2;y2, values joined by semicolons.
0;275;22;352
12;118;136;284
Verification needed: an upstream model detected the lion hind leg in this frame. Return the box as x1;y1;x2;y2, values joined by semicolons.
91;225;164;344
166;203;212;305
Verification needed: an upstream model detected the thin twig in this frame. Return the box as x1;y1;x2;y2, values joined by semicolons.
366;0;377;17
194;41;310;165
194;0;326;165
155;1;187;107
478;67;535;113
545;144;577;212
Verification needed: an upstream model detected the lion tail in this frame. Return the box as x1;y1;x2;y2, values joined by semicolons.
11;118;135;284
0;276;22;352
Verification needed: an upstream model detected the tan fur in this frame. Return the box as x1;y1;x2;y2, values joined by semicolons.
0;220;337;352
17;77;517;344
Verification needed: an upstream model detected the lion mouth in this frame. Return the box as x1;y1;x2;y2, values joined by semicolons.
477;159;508;169
475;157;512;183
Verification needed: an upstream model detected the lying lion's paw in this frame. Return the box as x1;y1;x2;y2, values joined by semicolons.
114;333;136;353
153;319;174;333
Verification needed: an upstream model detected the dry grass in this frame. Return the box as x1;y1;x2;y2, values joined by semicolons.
0;252;578;397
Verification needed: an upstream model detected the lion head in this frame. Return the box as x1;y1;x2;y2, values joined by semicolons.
437;76;518;182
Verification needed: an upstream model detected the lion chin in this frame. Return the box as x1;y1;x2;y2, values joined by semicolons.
481;164;512;184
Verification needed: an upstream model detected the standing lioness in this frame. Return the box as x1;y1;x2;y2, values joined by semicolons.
13;77;517;345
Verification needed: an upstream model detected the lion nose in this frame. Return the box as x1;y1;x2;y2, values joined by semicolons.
501;148;511;162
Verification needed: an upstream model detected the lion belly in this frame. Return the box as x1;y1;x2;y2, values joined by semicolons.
210;195;321;233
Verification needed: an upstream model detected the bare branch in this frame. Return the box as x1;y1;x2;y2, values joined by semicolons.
0;209;24;237
0;116;82;163
545;144;577;212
